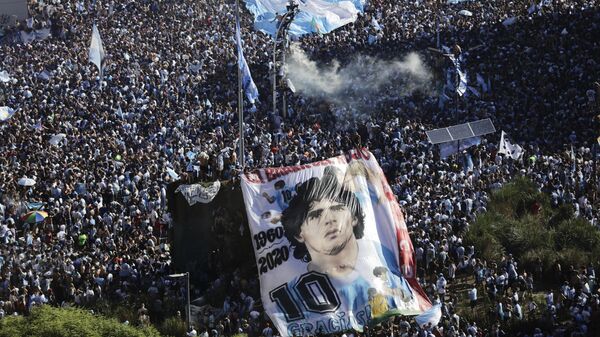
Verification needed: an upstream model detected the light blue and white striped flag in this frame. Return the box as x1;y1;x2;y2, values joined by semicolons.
448;54;467;96
236;6;260;104
415;304;442;328
476;73;489;93
457;68;468;96
244;0;366;37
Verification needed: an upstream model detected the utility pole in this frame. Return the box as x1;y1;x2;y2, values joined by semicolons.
236;0;244;170
272;0;298;118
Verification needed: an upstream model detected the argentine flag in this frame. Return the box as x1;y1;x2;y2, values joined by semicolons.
244;0;366;37
448;54;468;96
236;7;260;104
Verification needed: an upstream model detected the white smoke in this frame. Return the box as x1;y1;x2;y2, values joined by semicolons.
285;45;433;110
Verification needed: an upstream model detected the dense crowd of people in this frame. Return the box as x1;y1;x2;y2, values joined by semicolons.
0;0;599;336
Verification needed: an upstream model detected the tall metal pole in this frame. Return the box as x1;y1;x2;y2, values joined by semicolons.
436;0;440;49
282;46;287;118
273;42;277;116
272;11;291;117
594;140;598;203
186;272;191;331
455;66;459;122
236;0;244;169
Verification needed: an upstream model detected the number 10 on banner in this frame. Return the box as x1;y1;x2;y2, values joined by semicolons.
269;272;341;322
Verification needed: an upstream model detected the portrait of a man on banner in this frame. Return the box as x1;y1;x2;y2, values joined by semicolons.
241;150;431;336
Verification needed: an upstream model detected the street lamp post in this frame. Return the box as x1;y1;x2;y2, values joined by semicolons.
272;1;298;118
436;0;440;49
186;272;190;332
272;13;290;117
282;43;288;118
168;272;191;331
236;0;244;170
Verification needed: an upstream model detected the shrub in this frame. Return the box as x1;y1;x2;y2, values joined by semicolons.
0;306;161;337
0;316;26;337
159;316;187;337
465;177;600;284
487;177;543;218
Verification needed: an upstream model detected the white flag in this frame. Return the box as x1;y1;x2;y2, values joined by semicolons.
49;133;67;146
0;70;11;83
166;167;180;181
89;24;105;77
0;106;16;122
286;78;296;93
498;131;523;160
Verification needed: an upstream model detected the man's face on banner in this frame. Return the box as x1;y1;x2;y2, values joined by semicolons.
296;199;357;256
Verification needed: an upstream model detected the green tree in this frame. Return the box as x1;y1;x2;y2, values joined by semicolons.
465;177;600;283
0;306;162;337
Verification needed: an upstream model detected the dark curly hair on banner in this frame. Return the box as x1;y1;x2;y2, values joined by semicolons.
281;168;365;262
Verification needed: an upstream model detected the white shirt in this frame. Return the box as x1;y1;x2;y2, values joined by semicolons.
437;277;447;294
468;288;477;301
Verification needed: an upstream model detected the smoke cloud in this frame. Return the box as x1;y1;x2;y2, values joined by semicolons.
285;45;433;112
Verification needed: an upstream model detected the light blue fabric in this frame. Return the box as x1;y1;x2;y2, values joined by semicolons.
278;241;412;335
236;5;260;103
439;137;481;159
244;0;367;37
414;304;442;328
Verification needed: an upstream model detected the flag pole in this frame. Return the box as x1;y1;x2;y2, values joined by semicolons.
236;0;245;170
282;47;287;118
272;6;292;118
436;0;440;49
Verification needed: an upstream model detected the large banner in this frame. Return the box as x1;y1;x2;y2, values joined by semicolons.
244;0;366;37
241;149;431;336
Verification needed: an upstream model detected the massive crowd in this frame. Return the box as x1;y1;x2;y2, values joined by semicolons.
0;0;599;336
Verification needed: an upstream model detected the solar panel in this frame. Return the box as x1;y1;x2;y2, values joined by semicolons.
425;118;496;144
448;123;474;140
426;128;453;144
470;118;496;136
